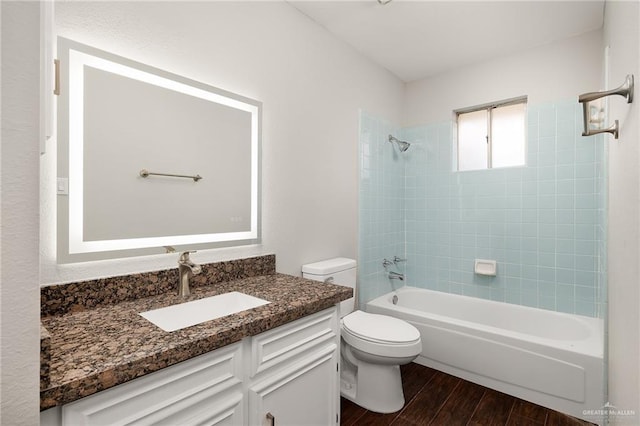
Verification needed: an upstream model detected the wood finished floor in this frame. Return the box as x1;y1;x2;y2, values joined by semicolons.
340;363;596;426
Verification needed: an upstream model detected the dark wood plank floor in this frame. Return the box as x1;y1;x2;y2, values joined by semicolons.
341;363;596;426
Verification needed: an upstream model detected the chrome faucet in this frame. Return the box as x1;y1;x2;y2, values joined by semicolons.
178;250;202;297
388;271;404;281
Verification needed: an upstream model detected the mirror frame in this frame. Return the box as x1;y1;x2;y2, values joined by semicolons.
57;37;261;263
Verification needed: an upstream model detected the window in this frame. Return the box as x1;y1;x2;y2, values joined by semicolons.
456;97;526;171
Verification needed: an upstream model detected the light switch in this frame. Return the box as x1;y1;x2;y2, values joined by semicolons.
57;178;69;195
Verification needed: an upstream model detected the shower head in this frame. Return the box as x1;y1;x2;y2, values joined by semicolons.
388;135;411;152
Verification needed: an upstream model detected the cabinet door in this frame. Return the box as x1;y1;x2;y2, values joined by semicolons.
62;343;244;426
248;344;339;426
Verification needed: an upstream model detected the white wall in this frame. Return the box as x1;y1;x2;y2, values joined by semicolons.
0;2;42;424
2;1;403;422
42;1;404;283
404;30;603;125
603;1;640;424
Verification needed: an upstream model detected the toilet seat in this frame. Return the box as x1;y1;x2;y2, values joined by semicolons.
343;311;420;344
341;311;422;358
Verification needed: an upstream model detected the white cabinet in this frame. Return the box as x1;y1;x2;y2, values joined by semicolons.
46;307;339;426
248;308;340;426
249;346;338;426
62;342;244;426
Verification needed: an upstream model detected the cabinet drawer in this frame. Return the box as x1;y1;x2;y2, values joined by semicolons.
62;343;243;426
250;307;338;378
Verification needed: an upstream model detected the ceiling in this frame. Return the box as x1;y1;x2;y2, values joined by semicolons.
288;1;605;82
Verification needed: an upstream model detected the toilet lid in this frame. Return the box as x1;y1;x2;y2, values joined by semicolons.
342;311;420;345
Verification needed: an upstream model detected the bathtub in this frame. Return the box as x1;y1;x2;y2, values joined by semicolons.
367;287;604;424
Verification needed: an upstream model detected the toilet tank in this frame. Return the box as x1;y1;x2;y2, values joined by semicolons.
302;258;356;317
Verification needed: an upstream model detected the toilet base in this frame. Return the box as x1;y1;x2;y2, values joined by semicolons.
340;362;405;414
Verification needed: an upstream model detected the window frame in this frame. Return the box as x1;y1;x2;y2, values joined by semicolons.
455;96;527;171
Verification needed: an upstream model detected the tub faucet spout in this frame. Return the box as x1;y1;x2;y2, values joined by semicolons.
388;271;404;281
178;251;202;297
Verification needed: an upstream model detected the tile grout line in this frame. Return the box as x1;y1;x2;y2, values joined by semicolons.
428;378;462;425
464;389;488;426
504;399;517;425
348;410;365;426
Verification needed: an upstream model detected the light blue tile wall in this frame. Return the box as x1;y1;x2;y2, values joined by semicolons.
358;111;406;306
359;101;607;317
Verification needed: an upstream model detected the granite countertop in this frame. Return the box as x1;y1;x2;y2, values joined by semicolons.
40;271;352;410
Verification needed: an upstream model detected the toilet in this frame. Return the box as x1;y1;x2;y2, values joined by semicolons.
302;258;422;413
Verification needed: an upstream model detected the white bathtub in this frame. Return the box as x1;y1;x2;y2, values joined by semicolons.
367;287;604;424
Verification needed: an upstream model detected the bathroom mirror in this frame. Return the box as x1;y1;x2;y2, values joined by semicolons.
57;37;261;263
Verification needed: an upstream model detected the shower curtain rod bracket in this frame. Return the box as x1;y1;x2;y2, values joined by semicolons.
579;74;634;139
578;74;633;104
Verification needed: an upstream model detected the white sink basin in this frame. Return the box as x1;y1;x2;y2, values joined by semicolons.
140;292;270;332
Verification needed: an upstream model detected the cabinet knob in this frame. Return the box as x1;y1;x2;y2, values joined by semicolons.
266;412;275;426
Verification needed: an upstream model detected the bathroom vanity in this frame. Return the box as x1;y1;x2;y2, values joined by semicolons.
40;255;352;425
43;38;348;425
